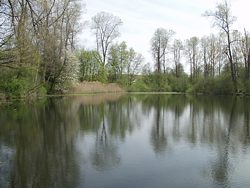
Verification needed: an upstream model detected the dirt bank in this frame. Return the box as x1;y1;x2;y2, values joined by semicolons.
70;81;125;94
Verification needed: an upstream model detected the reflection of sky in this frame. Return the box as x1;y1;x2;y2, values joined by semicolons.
1;96;250;188
233;156;250;187
75;110;214;188
75;97;250;188
0;144;14;188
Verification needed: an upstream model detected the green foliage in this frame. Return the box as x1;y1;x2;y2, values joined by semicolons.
243;80;250;93
78;50;100;82
0;78;27;98
0;65;48;99
78;49;112;84
107;42;128;82
55;51;80;92
107;42;143;85
145;73;171;92
187;74;234;95
97;64;108;83
167;74;190;92
37;85;47;97
1;0;82;96
127;79;150;92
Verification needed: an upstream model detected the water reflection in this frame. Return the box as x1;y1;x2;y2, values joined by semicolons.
89;106;121;171
0;99;80;188
150;96;168;154
0;94;250;188
78;95;142;170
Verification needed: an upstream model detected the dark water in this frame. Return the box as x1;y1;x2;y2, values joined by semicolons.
0;94;250;188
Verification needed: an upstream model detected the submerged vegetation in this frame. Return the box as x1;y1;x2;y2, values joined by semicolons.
1;0;250;99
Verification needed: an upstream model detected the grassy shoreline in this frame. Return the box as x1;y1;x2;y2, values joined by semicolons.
1;80;250;103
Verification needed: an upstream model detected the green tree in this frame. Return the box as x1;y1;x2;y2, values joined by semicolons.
78;50;100;81
107;41;143;85
151;28;175;74
107;42;128;82
0;0;82;97
126;48;144;86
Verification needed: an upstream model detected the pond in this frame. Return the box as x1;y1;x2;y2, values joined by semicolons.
0;94;250;188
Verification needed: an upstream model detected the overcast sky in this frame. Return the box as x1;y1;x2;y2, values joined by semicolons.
78;0;250;66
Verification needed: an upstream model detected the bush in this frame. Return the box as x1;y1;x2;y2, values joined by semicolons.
143;73;171;92
96;65;108;83
168;75;190;92
1;79;27;98
243;79;250;93
213;75;234;94
37;85;47;97
127;79;150;92
187;74;234;95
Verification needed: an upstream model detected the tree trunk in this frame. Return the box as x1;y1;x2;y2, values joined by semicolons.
248;48;250;79
227;30;237;93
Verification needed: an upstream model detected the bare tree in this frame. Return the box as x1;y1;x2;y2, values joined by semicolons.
241;29;250;79
208;34;217;77
185;37;199;80
204;0;238;92
91;12;122;66
172;39;183;77
231;30;244;79
151;28;175;73
200;36;209;78
126;48;144;86
215;33;226;75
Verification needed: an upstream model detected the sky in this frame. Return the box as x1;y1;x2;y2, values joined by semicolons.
78;0;250;67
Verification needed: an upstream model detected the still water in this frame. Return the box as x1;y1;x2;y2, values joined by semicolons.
0;94;250;188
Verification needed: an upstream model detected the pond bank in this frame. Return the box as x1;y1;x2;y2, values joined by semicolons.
69;81;125;94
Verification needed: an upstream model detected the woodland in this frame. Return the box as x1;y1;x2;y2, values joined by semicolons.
0;0;249;99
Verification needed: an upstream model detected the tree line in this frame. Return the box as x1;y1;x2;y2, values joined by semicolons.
144;1;250;94
78;1;250;94
1;0;250;98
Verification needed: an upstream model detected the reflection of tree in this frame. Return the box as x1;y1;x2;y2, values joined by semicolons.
90;106;120;171
139;95;189;154
150;96;167;154
211;97;236;186
175;96;250;186
106;97;137;140
167;95;187;116
78;97;142;171
79;96;140;140
243;98;250;145
0;144;14;188
172;100;182;142
188;103;198;144
0;99;80;188
78;104;103;132
2;94;250;187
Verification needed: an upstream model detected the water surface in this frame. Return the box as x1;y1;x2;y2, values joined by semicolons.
0;94;250;188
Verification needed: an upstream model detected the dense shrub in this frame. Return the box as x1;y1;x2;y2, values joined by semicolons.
167;75;190;92
1;78;27;98
187;74;235;95
128;79;150;92
143;74;171;92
